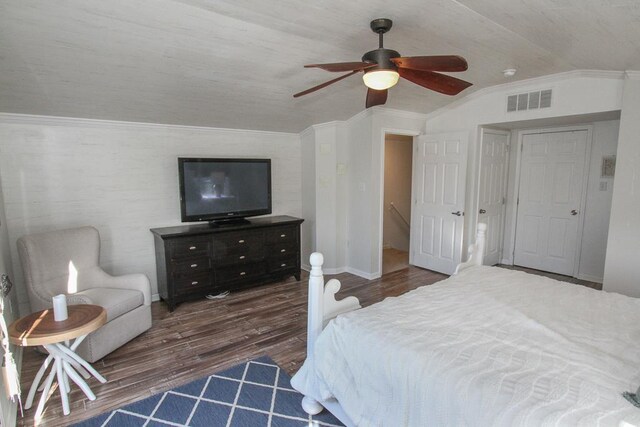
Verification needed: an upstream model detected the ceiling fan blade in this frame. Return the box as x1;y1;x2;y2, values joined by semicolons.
398;68;472;95
366;88;388;108
304;62;377;72
293;70;360;98
391;55;468;72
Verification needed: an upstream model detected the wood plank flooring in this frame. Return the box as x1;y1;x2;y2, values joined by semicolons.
381;248;409;275
16;266;447;427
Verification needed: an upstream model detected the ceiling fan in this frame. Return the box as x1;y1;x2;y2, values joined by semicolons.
293;18;472;108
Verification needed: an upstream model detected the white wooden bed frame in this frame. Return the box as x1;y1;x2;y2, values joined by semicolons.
299;224;487;425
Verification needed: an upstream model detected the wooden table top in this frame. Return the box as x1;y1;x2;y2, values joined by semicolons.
8;304;106;347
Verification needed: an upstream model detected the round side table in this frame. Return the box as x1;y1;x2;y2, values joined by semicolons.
8;304;108;418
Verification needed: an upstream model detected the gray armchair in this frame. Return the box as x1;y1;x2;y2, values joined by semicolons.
17;226;152;362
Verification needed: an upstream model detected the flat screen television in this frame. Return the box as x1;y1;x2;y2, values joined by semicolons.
178;158;272;225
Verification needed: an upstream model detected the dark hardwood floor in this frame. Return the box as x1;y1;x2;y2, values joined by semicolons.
17;266;447;427
500;264;602;290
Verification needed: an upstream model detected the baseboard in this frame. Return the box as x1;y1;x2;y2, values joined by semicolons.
345;267;378;280
151;293;160;302
577;273;603;284
303;263;376;280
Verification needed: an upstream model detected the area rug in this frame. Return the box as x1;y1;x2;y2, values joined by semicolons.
73;356;343;426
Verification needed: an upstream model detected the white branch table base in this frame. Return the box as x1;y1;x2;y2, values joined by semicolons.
9;304;107;419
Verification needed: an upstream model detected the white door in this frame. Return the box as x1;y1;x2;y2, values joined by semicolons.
514;130;588;275
478;130;509;266
410;131;468;275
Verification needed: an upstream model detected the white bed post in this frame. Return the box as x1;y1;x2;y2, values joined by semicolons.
302;252;325;415
454;222;487;274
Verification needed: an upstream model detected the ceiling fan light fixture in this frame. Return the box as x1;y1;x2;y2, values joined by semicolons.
362;69;400;90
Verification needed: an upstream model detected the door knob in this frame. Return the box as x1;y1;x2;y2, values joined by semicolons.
570;209;578;216
479;209;487;214
451;211;463;217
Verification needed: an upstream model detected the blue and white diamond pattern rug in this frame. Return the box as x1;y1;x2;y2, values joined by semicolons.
73;356;343;427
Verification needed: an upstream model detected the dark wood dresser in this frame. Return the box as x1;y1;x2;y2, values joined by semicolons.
151;215;304;311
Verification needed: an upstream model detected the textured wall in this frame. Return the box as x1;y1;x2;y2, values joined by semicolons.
0;116;301;314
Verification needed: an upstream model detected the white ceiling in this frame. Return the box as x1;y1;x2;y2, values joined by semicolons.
1;0;638;133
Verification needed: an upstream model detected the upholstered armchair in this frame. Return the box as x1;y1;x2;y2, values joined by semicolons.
17;226;152;362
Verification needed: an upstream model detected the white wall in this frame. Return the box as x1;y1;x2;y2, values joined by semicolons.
300;127;316;268
0;165;20;427
603;73;640;297
0;115;301;314
346;112;374;276
579;120;619;282
425;71;625;262
312;124;340;271
383;135;413;251
300;121;349;273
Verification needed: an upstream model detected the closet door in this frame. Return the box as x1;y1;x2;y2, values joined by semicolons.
514;130;588;275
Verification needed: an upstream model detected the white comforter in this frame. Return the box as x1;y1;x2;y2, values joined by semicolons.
291;266;640;426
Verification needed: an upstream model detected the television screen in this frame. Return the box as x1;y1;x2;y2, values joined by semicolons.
178;158;271;222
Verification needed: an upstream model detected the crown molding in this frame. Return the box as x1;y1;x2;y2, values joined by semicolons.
624;70;640;80
311;120;345;131
0;112;298;137
345;107;373;125
425;69;626;122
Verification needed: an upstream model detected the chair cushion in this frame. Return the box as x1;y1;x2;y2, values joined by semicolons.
70;288;143;322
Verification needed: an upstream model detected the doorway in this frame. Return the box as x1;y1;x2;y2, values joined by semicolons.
382;134;413;274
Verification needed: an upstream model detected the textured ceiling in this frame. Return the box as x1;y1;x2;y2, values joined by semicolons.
1;0;638;132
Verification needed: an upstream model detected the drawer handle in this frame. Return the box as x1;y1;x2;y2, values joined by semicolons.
280;249;286;253
239;255;245;260
280;234;286;238
189;246;197;250
240;272;246;276
281;263;287;267
190;264;198;268
191;281;199;285
238;239;245;244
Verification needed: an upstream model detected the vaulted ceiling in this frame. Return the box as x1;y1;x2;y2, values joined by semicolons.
1;0;638;132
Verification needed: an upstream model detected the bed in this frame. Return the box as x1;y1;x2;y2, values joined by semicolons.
291;224;640;426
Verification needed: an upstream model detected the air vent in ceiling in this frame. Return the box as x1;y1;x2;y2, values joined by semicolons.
507;89;552;112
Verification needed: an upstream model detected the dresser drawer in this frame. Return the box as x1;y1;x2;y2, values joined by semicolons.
215;262;266;284
266;226;297;244
268;255;298;272
174;272;212;295
267;242;298;257
169;237;211;259
172;257;211;275
213;231;265;259
215;251;264;266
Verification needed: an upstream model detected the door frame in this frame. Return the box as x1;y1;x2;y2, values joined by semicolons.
508;125;593;277
377;128;421;276
476;127;511;264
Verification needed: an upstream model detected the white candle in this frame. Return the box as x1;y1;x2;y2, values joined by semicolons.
52;294;68;321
